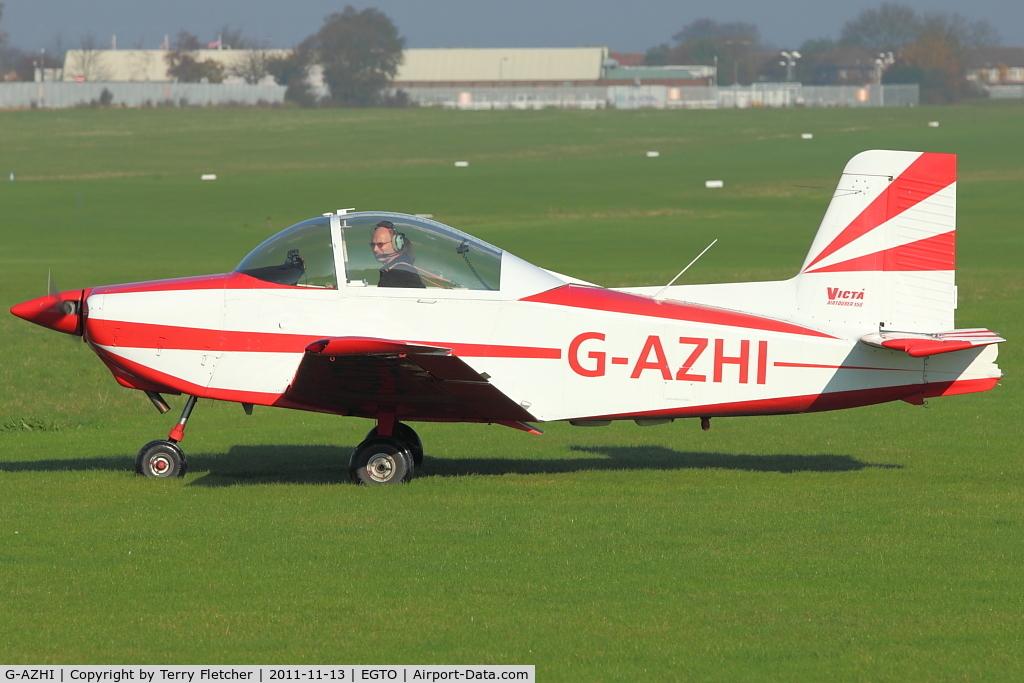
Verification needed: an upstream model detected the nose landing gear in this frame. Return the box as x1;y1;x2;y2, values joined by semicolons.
135;395;197;478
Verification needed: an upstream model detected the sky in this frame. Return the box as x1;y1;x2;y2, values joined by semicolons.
5;0;1023;55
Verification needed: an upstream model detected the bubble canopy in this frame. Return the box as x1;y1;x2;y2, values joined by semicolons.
236;217;337;288
236;213;505;291
340;213;502;290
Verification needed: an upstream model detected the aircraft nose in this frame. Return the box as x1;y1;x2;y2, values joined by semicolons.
10;290;85;335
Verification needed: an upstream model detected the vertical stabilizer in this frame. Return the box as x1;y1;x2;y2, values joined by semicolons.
796;150;957;333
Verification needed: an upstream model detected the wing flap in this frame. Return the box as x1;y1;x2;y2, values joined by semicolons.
287;336;536;423
861;328;1005;358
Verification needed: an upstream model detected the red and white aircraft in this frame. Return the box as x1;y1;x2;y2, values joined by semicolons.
11;150;1004;484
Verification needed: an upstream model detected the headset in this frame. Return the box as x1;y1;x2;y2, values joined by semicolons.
373;220;406;252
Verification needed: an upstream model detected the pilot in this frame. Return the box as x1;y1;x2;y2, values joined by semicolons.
370;220;426;288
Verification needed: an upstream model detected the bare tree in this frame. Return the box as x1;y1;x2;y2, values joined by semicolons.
0;2;21;78
50;32;67;66
231;40;273;83
216;25;249;49
69;34;110;81
128;49;154;81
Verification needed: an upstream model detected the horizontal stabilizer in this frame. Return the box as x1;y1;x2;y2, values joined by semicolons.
861;328;1005;357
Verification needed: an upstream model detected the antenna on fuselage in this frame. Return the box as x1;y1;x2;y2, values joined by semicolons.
652;239;717;301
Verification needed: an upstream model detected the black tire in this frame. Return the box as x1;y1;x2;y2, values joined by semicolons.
136;440;187;478
349;436;414;485
364;422;424;467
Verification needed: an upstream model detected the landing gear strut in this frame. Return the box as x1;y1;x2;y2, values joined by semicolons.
350;420;422;485
136;395;197;478
363;422;424;466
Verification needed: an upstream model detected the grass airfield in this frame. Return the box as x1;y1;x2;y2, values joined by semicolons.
1;103;1022;679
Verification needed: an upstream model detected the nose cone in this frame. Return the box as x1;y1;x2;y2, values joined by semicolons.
10;290;85;335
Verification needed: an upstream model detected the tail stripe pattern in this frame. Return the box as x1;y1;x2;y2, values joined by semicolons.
806;231;956;274
803;153;956;273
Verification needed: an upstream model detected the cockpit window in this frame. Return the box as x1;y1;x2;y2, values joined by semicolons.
340;214;501;290
236;217;337;288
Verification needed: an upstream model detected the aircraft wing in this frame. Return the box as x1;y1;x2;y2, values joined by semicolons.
861;328;1005;358
284;336;539;430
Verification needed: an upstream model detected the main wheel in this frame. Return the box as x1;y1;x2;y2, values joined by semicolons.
349;436;414;485
364;422;424;467
136;440;187;478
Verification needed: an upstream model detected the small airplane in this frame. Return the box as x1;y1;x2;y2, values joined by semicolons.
11;150;1004;484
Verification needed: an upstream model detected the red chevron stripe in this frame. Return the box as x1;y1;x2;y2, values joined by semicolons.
805;231;955;274
804;153;956;271
522;285;835;338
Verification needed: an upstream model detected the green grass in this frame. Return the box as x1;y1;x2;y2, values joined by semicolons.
1;104;1022;679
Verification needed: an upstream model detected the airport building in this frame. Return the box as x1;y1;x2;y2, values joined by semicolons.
6;46;917;109
61;48;289;84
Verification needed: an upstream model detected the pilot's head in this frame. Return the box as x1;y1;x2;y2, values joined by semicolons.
370;221;406;264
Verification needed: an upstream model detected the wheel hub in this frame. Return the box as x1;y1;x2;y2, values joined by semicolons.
150;456;171;474
366;454;396;482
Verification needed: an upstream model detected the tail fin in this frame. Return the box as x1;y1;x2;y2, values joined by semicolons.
795;150;957;333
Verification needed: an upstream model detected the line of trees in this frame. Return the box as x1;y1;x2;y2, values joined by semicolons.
645;2;1002;103
157;9;407;108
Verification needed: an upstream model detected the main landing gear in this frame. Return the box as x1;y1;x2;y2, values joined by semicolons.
135;395;197;478
350;420;423;485
134;397;424;486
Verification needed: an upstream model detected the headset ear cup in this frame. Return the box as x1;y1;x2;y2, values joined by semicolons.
393;232;405;251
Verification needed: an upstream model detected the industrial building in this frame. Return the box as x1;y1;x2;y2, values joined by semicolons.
61;46;709;88
14;46;918;110
61;48;288;83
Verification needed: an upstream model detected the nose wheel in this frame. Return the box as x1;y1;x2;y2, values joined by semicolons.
136;440;187;478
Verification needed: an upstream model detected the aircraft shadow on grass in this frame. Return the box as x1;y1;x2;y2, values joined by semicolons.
0;443;899;486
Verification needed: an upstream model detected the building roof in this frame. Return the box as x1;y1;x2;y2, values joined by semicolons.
603;65;713;81
609;52;645;67
394;48;608;83
963;46;1024;68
